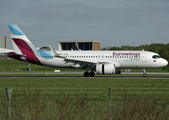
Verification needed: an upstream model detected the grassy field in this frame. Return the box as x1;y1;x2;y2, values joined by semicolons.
0;78;169;100
0;60;169;119
0;77;168;88
0;78;169;119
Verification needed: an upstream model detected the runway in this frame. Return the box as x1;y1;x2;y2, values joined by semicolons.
0;72;169;79
0;76;169;79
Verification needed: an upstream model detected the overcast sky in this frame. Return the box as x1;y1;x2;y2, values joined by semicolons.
0;0;169;49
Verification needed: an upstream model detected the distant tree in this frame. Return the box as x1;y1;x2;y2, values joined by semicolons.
137;44;150;51
121;46;130;50
110;47;122;50
101;46;121;50
101;47;107;50
150;45;159;54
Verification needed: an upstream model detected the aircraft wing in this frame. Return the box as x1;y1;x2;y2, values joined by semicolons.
64;58;98;69
0;48;14;54
64;58;120;69
64;58;98;64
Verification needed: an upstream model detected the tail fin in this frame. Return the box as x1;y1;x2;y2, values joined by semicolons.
8;24;42;65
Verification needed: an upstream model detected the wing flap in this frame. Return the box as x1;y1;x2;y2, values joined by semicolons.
64;58;98;64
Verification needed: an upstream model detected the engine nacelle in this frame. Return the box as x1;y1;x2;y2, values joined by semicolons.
96;64;115;75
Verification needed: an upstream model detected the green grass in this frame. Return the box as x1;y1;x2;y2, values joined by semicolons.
0;78;169;119
0;78;169;100
0;60;169;119
0;78;168;88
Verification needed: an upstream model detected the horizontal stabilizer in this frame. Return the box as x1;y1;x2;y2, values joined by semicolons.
7;53;26;57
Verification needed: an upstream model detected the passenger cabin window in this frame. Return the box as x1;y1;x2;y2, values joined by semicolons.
152;55;161;59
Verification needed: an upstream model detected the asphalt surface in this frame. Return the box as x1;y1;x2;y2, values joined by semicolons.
0;72;169;79
0;71;169;74
0;76;169;79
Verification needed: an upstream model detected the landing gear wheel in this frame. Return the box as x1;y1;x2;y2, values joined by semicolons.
143;69;147;77
143;73;147;77
90;71;95;77
84;72;89;77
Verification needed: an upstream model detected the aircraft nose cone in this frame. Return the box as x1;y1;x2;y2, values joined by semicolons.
162;59;168;67
165;60;168;66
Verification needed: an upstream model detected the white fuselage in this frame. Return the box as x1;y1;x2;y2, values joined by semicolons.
36;50;168;69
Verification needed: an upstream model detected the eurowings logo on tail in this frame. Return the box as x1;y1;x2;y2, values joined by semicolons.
8;24;42;65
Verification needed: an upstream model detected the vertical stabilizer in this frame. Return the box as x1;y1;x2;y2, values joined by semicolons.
8;24;42;65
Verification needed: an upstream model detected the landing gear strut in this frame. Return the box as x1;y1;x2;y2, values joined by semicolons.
84;71;95;77
143;69;147;77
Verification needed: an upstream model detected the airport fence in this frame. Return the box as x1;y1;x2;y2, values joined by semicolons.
0;87;169;120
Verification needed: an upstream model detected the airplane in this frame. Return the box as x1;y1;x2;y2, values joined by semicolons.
0;24;168;77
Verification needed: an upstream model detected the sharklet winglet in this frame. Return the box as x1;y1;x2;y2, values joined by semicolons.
49;45;64;58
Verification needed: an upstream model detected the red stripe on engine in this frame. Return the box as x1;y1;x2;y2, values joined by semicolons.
12;38;42;65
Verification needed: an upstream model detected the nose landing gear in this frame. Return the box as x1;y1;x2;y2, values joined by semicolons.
143;69;147;77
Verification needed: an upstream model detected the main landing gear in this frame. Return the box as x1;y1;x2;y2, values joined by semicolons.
143;69;147;77
84;71;95;77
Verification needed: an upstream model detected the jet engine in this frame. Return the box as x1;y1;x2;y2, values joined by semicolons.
96;64;116;75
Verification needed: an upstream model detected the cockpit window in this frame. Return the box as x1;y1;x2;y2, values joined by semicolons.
152;55;161;59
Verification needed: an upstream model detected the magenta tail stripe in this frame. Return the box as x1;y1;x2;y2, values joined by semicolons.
12;38;42;65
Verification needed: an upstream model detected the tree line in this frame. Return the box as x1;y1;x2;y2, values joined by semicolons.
102;43;169;71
